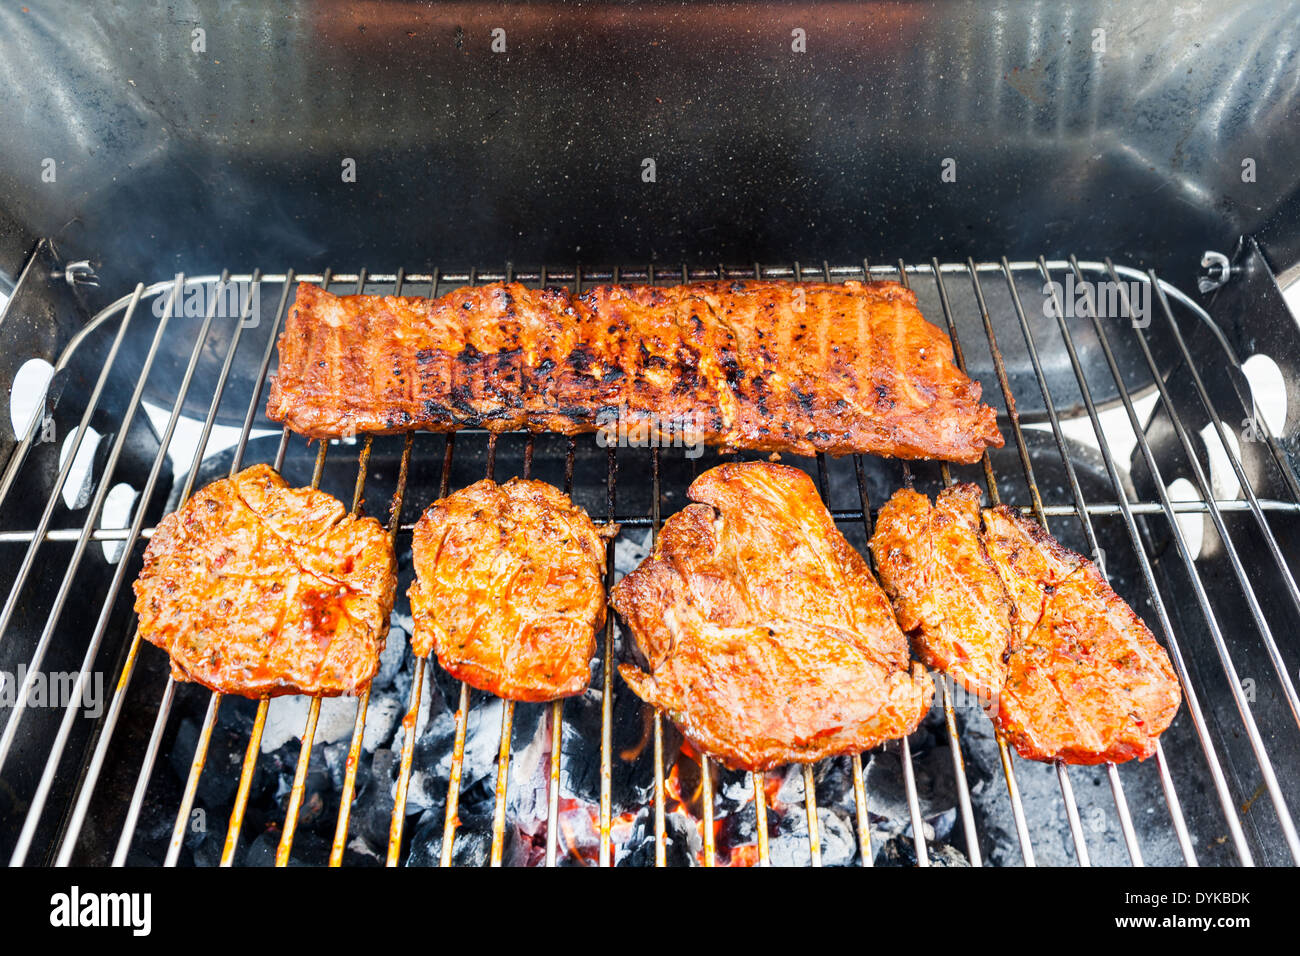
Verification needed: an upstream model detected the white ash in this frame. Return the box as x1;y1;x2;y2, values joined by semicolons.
614;529;653;576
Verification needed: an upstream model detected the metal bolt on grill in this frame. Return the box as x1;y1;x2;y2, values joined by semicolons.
1;259;1298;867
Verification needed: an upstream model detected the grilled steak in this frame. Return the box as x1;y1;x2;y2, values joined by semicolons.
869;483;1012;703
133;464;396;698
408;478;616;702
982;505;1181;764
267;279;1003;463
611;461;934;772
870;483;1181;764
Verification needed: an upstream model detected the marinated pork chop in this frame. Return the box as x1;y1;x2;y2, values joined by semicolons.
611;462;934;772
870;483;1181;764
408;478;616;702
870;483;1013;703
134;464;396;698
982;505;1181;764
267;279;1003;463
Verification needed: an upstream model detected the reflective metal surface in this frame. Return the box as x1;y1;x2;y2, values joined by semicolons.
0;1;1296;304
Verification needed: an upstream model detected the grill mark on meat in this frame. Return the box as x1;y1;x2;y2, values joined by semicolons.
267;279;1004;462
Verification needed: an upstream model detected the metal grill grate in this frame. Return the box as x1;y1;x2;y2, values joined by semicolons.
2;258;1298;867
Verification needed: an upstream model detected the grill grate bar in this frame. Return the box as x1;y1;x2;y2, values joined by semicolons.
898;735;929;867
488;265;522;868
802;764;823;866
637;263;668;869
163;693;219;865
388;425;455;864
220;702;270;865
752;772;771;865
386;269;443;861
873;263;934;867
212;393;328;867
694;269;718;869
1056;762;1092;866
486;437;546;868
649;446;667;867
1;496;1291;546
1030;257;1260;862
1153;742;1197;866
1107;762;1144;867
995;738;1037;866
207;259;1207;287
387;657;425;859
809;261;876;869
598;445;617;866
857;453;932;868
542;430;574;866
850;452;879;867
278;698;323;862
593;263;618;869
540;277;565;869
329;272;409;865
438;680;471;865
440;422;492;866
490;700;516;866
889;461;932;868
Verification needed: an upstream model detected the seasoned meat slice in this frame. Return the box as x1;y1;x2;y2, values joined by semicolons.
870;483;1181;764
982;505;1181;764
266;279;1003;462
133;464;396;698
408;478;615;702
870;483;1013;703
611;462;934;772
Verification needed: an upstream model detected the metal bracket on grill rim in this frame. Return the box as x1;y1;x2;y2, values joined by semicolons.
1198;251;1234;294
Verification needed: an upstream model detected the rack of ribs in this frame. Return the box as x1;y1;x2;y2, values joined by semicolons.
267;279;1003;463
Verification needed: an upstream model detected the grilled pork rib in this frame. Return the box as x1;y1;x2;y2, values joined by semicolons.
267;279;1003;463
133;465;396;698
409;478;616;702
611;462;934;772
870;484;1181;764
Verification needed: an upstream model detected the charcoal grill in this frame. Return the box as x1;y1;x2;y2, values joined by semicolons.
1;254;1298;868
2;1;1299;872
